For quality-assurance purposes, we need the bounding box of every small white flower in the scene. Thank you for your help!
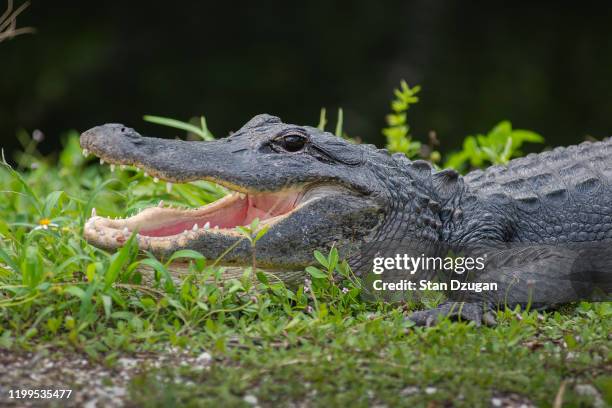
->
[33,218,59,231]
[303,278,312,293]
[342,287,349,294]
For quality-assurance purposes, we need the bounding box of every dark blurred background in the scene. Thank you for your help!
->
[2,1,612,157]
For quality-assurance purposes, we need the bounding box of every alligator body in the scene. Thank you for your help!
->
[81,115,612,325]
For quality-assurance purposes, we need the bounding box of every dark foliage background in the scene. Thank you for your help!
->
[2,1,612,156]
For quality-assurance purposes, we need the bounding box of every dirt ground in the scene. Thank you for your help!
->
[0,348,212,407]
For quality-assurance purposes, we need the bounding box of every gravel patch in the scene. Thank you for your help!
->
[0,348,213,407]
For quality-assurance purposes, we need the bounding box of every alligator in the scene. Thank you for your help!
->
[80,114,612,325]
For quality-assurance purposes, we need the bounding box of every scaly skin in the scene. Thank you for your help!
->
[80,114,612,325]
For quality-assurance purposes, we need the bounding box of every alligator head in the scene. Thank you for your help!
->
[79,114,413,273]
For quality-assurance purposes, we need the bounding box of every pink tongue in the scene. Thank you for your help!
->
[243,193,298,224]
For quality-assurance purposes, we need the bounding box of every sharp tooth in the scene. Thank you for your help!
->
[143,172,148,177]
[153,177,159,183]
[123,227,129,235]
[158,200,164,207]
[193,224,198,231]
[91,207,97,217]
[120,165,126,170]
[214,225,219,230]
[166,182,173,193]
[110,164,115,172]
[204,222,210,229]
[238,193,246,199]
[183,230,189,236]
[100,159,105,165]
[82,149,89,156]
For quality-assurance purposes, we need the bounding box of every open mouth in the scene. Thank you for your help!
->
[85,186,305,245]
[137,190,301,237]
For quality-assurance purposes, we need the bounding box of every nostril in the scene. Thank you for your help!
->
[121,127,126,132]
[124,129,143,141]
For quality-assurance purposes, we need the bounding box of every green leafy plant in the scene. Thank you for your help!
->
[235,217,270,272]
[383,80,422,157]
[445,120,544,172]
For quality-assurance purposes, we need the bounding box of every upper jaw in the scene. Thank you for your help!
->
[81,125,226,187]
[81,125,306,192]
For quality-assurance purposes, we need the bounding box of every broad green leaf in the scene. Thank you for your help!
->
[328,248,339,271]
[254,224,270,242]
[167,249,206,264]
[42,191,65,218]
[313,251,329,268]
[141,256,175,292]
[64,285,85,299]
[102,295,112,319]
[256,271,269,285]
[104,234,136,289]
[306,266,327,279]
[512,129,544,143]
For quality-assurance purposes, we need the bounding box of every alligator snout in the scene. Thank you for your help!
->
[81,123,140,145]
[81,123,149,164]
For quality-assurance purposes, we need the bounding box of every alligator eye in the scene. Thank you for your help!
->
[276,134,307,152]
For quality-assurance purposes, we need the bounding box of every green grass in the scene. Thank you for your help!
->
[0,114,610,406]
